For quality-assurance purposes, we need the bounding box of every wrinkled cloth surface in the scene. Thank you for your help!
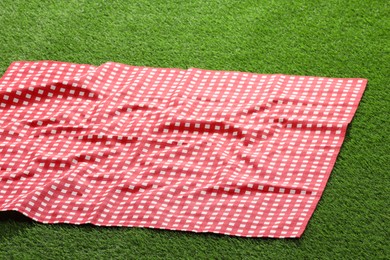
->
[0,61,367,237]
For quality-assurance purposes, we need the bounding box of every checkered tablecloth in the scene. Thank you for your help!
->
[0,61,367,237]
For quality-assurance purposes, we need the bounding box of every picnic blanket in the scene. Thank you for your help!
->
[0,61,367,238]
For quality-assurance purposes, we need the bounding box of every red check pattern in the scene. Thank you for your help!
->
[0,61,367,238]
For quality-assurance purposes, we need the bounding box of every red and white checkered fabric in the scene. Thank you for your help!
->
[0,61,367,238]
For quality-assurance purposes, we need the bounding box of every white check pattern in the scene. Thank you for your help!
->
[0,61,367,238]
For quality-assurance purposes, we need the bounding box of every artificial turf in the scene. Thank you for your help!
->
[0,0,388,258]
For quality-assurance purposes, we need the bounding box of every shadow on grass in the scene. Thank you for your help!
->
[0,210,34,222]
[0,211,35,241]
[0,210,303,250]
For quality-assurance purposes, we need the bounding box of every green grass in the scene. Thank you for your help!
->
[0,0,389,258]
